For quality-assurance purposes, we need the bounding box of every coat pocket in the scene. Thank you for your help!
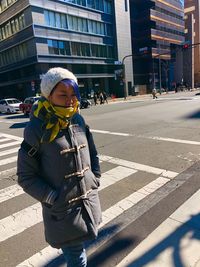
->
[44,204,91,245]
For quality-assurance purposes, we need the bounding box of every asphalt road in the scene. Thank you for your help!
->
[0,90,200,267]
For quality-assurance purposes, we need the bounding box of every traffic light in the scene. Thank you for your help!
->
[182,42,190,50]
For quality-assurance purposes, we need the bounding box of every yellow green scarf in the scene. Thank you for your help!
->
[33,97,79,143]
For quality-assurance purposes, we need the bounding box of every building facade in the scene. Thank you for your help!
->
[184,0,200,88]
[130,0,185,93]
[0,0,132,99]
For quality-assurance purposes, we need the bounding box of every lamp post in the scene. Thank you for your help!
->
[122,54,133,100]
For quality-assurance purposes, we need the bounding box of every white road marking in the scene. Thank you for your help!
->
[99,155,178,179]
[0,147,19,157]
[100,166,137,190]
[0,169,172,242]
[91,129,200,146]
[16,176,170,267]
[0,141,21,149]
[91,129,132,136]
[0,156,18,166]
[99,176,169,227]
[0,133,23,141]
[0,184,24,203]
[0,138,11,143]
[151,136,200,145]
[0,202,41,242]
[0,166,135,204]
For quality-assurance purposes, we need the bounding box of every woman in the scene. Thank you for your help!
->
[17,67,102,267]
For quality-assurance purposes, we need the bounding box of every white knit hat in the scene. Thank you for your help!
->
[40,67,78,98]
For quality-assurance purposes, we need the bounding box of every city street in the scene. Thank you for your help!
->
[0,91,200,267]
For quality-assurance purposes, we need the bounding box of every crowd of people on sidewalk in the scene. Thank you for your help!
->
[93,91,108,105]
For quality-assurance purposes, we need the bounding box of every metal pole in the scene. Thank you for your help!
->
[158,44,162,93]
[123,63,127,99]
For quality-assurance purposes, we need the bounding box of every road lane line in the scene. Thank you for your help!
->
[99,155,178,179]
[0,147,19,157]
[150,136,200,145]
[91,129,133,137]
[16,176,170,267]
[91,129,200,146]
[0,184,24,203]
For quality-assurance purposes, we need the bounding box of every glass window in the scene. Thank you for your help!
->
[44,11,50,25]
[58,41,65,55]
[64,42,71,55]
[18,14,25,30]
[87,0,95,9]
[72,16,78,31]
[49,11,55,27]
[61,13,67,29]
[82,18,88,32]
[15,18,19,32]
[55,13,61,28]
[68,15,73,30]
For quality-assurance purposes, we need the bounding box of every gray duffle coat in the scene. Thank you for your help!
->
[17,113,102,248]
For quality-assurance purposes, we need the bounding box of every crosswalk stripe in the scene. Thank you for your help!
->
[0,133,23,141]
[0,202,41,242]
[16,176,170,267]
[0,166,136,241]
[99,176,169,227]
[0,184,24,203]
[0,156,18,166]
[0,166,134,204]
[100,166,137,190]
[99,155,178,178]
[17,246,62,267]
[0,138,11,143]
[0,147,19,157]
[0,141,21,149]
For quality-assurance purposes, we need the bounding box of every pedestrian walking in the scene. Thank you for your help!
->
[94,93,98,105]
[103,91,108,104]
[152,88,158,99]
[99,92,104,104]
[17,67,102,267]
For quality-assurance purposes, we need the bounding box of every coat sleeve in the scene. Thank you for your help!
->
[17,121,57,205]
[86,125,101,179]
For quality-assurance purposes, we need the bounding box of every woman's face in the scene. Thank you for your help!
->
[48,82,77,107]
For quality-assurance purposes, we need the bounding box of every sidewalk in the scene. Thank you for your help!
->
[106,89,200,104]
[116,187,200,267]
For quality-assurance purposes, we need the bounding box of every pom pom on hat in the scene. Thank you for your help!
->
[40,67,78,98]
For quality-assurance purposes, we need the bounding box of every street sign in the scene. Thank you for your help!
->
[114,61,122,65]
[139,47,148,52]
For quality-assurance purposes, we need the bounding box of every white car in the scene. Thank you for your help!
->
[0,98,22,114]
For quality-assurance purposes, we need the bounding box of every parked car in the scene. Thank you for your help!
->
[0,98,22,114]
[80,98,91,109]
[19,96,40,115]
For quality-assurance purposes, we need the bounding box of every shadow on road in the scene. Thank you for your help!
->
[184,110,200,119]
[4,114,28,119]
[9,122,28,128]
[123,213,200,267]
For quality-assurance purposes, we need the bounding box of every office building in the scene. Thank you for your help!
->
[184,0,200,88]
[130,0,185,93]
[0,0,133,99]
